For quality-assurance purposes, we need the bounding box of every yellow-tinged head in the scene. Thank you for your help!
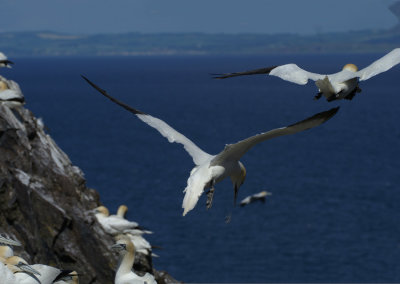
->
[111,235,135,255]
[117,205,128,218]
[95,206,110,217]
[0,81,8,91]
[343,63,358,72]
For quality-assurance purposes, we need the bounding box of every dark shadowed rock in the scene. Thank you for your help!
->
[0,77,178,283]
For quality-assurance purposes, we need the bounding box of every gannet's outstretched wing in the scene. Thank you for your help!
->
[211,107,339,165]
[214,64,325,85]
[82,76,213,166]
[356,48,400,81]
[212,66,278,79]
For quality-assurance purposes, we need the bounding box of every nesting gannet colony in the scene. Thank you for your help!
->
[0,235,81,284]
[0,58,172,283]
[82,76,339,216]
[214,48,400,101]
[92,205,156,256]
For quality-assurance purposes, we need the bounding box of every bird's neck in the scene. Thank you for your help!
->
[117,250,135,276]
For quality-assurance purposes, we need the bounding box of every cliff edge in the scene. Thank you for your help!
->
[0,76,176,283]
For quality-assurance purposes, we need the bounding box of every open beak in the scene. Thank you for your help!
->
[18,263,41,276]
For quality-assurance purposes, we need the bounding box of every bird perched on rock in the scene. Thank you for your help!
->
[82,76,339,216]
[0,77,25,106]
[93,205,140,235]
[111,237,156,284]
[0,52,13,68]
[240,190,272,207]
[213,48,400,102]
[2,256,42,283]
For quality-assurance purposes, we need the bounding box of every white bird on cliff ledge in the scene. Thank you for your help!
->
[0,52,13,68]
[213,48,400,102]
[2,256,42,283]
[82,76,339,216]
[111,237,156,284]
[94,205,140,235]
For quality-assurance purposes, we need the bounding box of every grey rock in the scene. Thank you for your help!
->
[0,78,178,283]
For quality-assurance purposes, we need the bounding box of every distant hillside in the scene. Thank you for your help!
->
[1,28,399,56]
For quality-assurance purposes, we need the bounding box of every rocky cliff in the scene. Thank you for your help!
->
[0,76,176,283]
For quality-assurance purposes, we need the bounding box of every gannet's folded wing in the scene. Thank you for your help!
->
[213,66,278,79]
[82,76,212,166]
[0,235,21,246]
[107,216,139,232]
[211,107,339,165]
[357,48,400,81]
[269,64,325,85]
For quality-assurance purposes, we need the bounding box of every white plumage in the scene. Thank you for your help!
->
[82,76,339,216]
[215,48,400,101]
[112,238,156,284]
[94,206,140,235]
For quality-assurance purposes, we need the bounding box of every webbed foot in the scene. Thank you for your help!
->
[206,187,215,210]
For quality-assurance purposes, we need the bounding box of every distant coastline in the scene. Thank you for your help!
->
[1,27,399,57]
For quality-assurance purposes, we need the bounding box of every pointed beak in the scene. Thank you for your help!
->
[18,263,41,276]
[111,243,126,252]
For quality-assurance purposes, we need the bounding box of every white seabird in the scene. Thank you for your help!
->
[0,52,14,68]
[4,256,42,283]
[240,190,272,207]
[94,206,140,235]
[0,77,25,105]
[82,76,339,216]
[111,238,156,284]
[214,48,400,102]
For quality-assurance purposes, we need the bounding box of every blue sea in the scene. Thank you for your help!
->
[4,54,400,282]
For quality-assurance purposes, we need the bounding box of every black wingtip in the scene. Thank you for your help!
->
[81,75,146,115]
[212,66,278,80]
[288,106,340,129]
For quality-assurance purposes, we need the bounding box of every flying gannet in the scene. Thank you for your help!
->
[0,52,14,68]
[239,190,272,207]
[213,48,400,102]
[82,76,339,216]
[111,237,156,284]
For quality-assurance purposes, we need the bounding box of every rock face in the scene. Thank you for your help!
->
[0,77,176,283]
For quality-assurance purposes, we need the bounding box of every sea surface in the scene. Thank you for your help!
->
[5,54,400,282]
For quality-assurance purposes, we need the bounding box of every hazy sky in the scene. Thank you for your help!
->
[0,0,398,34]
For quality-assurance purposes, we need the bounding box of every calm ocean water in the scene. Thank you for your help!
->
[5,55,400,282]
